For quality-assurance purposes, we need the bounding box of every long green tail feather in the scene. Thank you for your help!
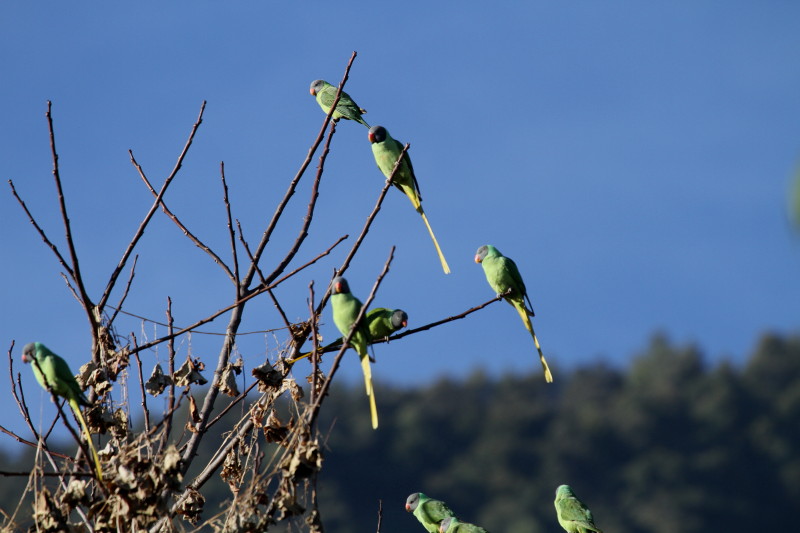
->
[359,354,379,429]
[512,301,554,383]
[69,398,103,481]
[418,210,451,274]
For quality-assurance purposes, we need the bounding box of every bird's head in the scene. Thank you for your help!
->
[331,276,350,295]
[474,244,498,264]
[309,79,326,96]
[21,342,40,364]
[368,125,388,144]
[405,492,422,512]
[391,310,408,330]
[555,485,574,500]
[439,517,455,533]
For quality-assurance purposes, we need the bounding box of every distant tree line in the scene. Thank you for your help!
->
[5,332,796,532]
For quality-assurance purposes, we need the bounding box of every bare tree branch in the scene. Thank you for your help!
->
[245,51,358,286]
[7,180,73,278]
[221,162,240,284]
[129,147,236,282]
[97,101,207,313]
[46,102,98,340]
[108,254,138,326]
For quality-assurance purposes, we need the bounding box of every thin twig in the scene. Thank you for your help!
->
[8,179,73,278]
[98,101,207,312]
[129,147,235,282]
[46,102,97,338]
[236,219,266,285]
[132,348,151,434]
[221,162,241,284]
[287,144,408,359]
[127,234,346,357]
[291,294,505,360]
[160,297,177,455]
[245,51,357,284]
[261,118,337,286]
[308,281,320,404]
[109,254,138,327]
[204,382,257,430]
[267,289,294,337]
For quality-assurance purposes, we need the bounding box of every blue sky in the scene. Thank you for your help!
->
[2,2,799,436]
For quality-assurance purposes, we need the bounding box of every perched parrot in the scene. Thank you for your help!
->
[330,277,379,429]
[287,307,408,365]
[365,308,408,341]
[554,485,603,533]
[439,517,490,533]
[368,125,450,274]
[405,492,456,533]
[309,79,369,128]
[475,245,553,383]
[22,342,103,480]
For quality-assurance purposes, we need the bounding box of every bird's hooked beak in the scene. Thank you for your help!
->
[404,503,412,512]
[402,319,408,328]
[309,87,316,96]
[368,131,376,144]
[474,254,483,263]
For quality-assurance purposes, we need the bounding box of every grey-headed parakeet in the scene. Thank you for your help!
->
[365,308,408,341]
[310,79,369,127]
[288,307,408,365]
[369,125,450,274]
[475,245,553,383]
[405,492,456,533]
[554,485,603,533]
[331,277,378,429]
[439,517,490,533]
[22,342,103,480]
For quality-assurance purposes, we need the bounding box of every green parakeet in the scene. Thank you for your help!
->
[439,517,490,533]
[309,79,369,127]
[405,492,456,533]
[554,485,603,533]
[331,277,379,429]
[288,307,408,365]
[368,125,451,274]
[475,245,553,383]
[365,308,408,340]
[22,342,103,480]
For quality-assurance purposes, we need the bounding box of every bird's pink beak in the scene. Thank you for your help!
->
[368,132,375,143]
[405,504,411,512]
[310,88,316,96]
[474,254,482,263]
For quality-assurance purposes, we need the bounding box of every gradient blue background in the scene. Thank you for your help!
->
[2,2,799,436]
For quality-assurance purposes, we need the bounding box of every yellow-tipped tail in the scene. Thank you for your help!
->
[70,399,103,481]
[359,354,379,429]
[513,301,554,383]
[418,210,451,274]
[287,350,312,365]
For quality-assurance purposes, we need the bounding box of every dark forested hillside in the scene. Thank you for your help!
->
[2,333,798,532]
[314,333,800,533]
